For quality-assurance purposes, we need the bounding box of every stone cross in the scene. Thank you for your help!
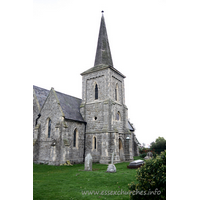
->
[106,152,116,173]
[111,152,114,164]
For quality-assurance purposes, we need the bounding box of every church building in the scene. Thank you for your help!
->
[33,13,140,165]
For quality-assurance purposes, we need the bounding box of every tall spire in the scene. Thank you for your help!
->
[81,12,125,78]
[94,12,113,67]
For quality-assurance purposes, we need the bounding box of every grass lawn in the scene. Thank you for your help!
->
[33,159,142,200]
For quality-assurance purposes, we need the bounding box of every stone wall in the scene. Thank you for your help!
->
[62,120,85,164]
[33,64,135,165]
[33,89,86,165]
[80,67,133,164]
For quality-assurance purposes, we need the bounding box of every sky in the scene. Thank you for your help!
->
[32,0,200,147]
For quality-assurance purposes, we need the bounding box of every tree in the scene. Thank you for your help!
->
[150,137,166,154]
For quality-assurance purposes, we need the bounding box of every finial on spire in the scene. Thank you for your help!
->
[101,10,104,13]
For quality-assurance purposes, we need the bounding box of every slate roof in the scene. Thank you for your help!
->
[94,14,113,68]
[127,121,140,144]
[55,90,85,122]
[33,85,49,108]
[128,121,135,131]
[33,85,85,123]
[80,14,126,78]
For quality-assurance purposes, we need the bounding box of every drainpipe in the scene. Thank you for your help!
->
[83,122,87,163]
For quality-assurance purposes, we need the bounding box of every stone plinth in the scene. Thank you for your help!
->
[106,164,116,173]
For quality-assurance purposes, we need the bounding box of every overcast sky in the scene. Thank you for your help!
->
[31,0,200,147]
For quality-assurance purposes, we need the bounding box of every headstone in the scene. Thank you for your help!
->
[84,153,92,171]
[144,152,153,160]
[127,159,144,169]
[147,152,153,157]
[106,152,116,173]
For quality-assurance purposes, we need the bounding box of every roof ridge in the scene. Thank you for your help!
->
[33,85,82,101]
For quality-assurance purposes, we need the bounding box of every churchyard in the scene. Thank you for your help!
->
[33,157,143,200]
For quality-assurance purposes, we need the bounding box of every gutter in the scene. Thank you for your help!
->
[83,123,87,163]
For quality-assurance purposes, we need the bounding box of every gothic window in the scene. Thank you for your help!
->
[73,129,77,147]
[116,111,121,121]
[119,138,123,150]
[95,84,98,100]
[93,137,97,149]
[48,118,51,138]
[115,83,118,101]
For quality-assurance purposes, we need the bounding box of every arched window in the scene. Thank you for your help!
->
[115,83,118,101]
[73,128,77,147]
[48,118,51,138]
[93,136,97,149]
[95,84,98,100]
[119,138,123,150]
[116,111,121,121]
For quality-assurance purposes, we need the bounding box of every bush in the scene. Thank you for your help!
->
[139,153,147,158]
[153,152,157,158]
[139,147,149,154]
[128,150,166,200]
[150,137,166,155]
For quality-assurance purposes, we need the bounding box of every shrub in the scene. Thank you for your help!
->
[139,153,147,158]
[128,150,166,200]
[150,137,166,155]
[153,152,157,158]
[139,147,149,154]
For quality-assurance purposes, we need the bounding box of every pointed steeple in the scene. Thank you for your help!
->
[94,12,113,67]
[81,12,126,78]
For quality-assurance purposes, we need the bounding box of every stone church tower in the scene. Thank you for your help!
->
[33,13,139,165]
[80,13,133,164]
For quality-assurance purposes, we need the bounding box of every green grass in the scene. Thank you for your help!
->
[33,159,141,200]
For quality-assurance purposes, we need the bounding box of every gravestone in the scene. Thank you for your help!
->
[106,152,116,173]
[84,153,92,171]
[127,159,144,169]
[144,152,153,160]
[147,152,153,157]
